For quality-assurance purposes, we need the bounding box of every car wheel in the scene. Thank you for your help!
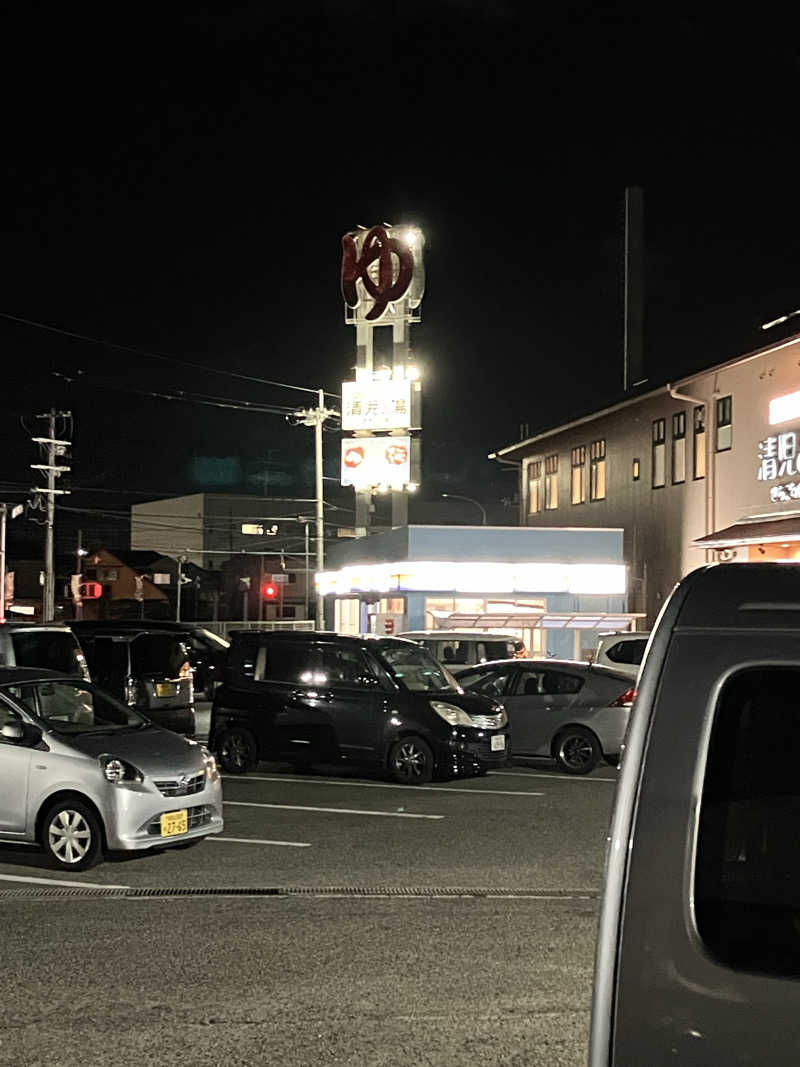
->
[217,727,258,774]
[388,735,434,785]
[42,799,102,872]
[554,727,601,775]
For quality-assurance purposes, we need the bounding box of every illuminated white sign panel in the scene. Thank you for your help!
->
[316,561,626,598]
[770,390,800,426]
[341,437,411,490]
[757,431,799,482]
[342,379,413,431]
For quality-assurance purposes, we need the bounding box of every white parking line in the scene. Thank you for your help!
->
[493,770,617,783]
[212,836,311,848]
[223,775,543,798]
[224,800,444,820]
[0,872,129,890]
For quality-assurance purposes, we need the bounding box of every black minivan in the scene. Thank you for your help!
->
[210,632,510,783]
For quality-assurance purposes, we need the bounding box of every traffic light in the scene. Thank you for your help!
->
[261,582,279,601]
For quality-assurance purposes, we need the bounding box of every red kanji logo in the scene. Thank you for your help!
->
[341,225,414,321]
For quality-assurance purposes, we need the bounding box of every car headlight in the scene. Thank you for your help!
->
[99,754,143,784]
[430,700,474,727]
[201,746,219,781]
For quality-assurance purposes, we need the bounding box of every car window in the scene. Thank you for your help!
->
[604,638,647,666]
[238,641,320,684]
[10,629,84,675]
[378,645,457,692]
[423,639,472,665]
[695,666,800,977]
[131,634,189,677]
[476,641,513,663]
[512,668,583,696]
[457,667,510,697]
[320,646,379,688]
[4,681,144,734]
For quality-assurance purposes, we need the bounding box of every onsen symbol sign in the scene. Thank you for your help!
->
[341,225,414,321]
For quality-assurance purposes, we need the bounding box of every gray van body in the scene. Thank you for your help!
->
[590,563,800,1066]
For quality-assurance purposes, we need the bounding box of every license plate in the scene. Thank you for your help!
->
[156,682,177,698]
[491,734,506,751]
[160,810,188,837]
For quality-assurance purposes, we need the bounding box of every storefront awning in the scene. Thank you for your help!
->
[444,612,645,631]
[693,515,800,549]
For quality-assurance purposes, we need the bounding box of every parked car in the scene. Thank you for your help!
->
[72,620,229,699]
[0,667,222,870]
[210,631,510,783]
[590,563,800,1066]
[455,658,634,773]
[0,622,90,679]
[594,630,651,678]
[72,624,195,735]
[399,629,526,668]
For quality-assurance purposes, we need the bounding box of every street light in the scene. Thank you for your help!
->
[441,493,487,525]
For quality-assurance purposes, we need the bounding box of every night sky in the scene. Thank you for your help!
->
[2,6,800,552]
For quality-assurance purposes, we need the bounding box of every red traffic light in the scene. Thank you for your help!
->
[79,582,103,600]
[261,583,279,601]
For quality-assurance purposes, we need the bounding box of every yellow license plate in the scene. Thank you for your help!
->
[156,683,177,698]
[160,810,188,837]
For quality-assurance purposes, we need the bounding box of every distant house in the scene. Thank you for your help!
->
[79,547,170,620]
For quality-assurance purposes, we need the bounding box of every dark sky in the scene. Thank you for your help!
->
[2,6,800,549]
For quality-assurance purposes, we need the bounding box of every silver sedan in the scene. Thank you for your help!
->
[454,659,635,774]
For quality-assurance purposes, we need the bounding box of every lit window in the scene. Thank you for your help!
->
[632,457,641,481]
[672,411,686,484]
[527,460,542,515]
[694,405,706,479]
[652,418,666,488]
[544,454,559,510]
[716,395,732,452]
[571,446,586,505]
[590,439,606,501]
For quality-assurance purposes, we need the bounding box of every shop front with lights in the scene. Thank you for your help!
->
[318,525,641,660]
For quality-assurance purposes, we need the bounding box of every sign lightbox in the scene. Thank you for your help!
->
[341,437,412,490]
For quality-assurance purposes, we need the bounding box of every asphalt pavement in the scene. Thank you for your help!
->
[0,704,618,1066]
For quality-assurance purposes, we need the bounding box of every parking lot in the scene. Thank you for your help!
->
[0,703,617,1066]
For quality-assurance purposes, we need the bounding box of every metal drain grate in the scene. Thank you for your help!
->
[0,884,599,901]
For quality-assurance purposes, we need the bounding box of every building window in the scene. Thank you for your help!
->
[716,395,733,452]
[570,446,586,505]
[590,439,606,500]
[693,405,706,480]
[672,411,686,484]
[652,418,666,488]
[544,454,559,510]
[527,460,542,515]
[632,457,641,481]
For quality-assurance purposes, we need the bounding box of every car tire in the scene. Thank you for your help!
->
[388,735,434,785]
[41,799,103,872]
[217,727,258,774]
[553,726,601,775]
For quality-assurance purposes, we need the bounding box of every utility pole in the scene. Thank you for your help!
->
[292,389,338,629]
[176,555,186,622]
[30,409,71,622]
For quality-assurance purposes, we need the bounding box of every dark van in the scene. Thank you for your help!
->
[73,625,195,735]
[0,622,89,679]
[591,563,800,1066]
[210,631,510,782]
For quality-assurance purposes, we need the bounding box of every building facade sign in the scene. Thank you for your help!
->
[341,436,412,490]
[757,430,799,481]
[341,224,425,323]
[342,378,414,431]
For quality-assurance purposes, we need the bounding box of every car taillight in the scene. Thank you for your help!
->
[609,687,637,708]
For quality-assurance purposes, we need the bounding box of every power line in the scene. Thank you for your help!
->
[0,310,340,400]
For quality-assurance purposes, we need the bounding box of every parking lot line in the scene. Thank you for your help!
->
[224,800,444,820]
[0,872,129,890]
[223,775,544,797]
[493,769,617,783]
[211,836,311,848]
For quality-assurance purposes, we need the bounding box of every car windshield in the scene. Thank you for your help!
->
[3,680,147,734]
[378,644,459,692]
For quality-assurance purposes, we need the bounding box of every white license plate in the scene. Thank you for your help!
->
[156,682,178,698]
[491,734,506,751]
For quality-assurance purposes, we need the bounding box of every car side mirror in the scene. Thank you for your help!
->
[1,721,25,743]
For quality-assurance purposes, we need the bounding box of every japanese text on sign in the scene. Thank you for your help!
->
[758,432,799,481]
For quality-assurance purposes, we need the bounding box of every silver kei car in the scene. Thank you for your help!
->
[0,668,223,871]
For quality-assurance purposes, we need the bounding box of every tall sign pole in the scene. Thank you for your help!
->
[340,224,424,535]
[315,388,325,628]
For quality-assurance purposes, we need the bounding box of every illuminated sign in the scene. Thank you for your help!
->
[342,378,415,431]
[757,431,799,481]
[341,437,411,490]
[316,561,626,598]
[341,224,425,323]
[770,390,800,426]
